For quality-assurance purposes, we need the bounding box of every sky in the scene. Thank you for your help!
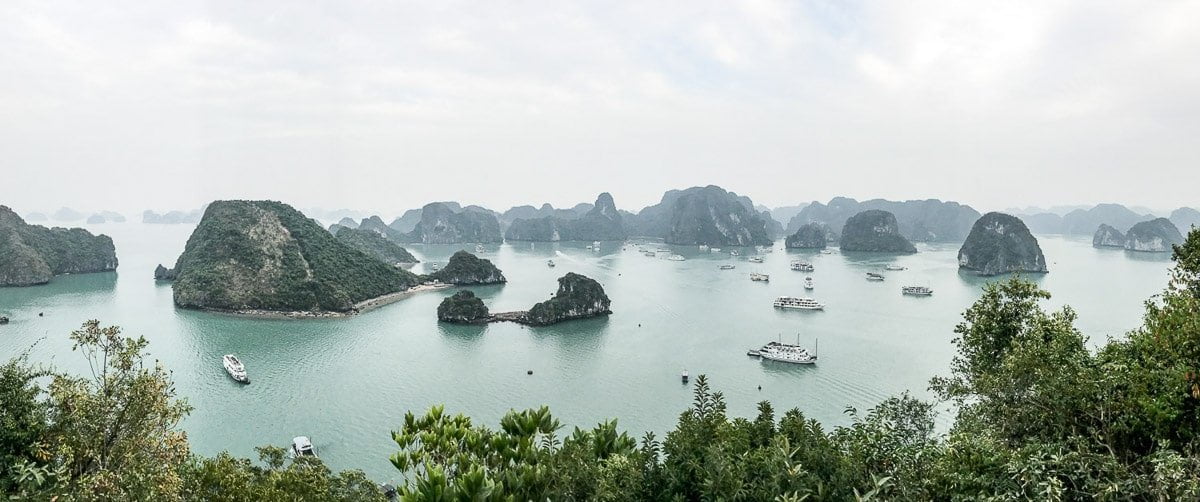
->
[2,0,1198,218]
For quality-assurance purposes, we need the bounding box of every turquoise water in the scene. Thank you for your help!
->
[0,223,1174,482]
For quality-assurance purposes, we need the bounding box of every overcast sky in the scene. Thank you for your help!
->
[3,1,1197,218]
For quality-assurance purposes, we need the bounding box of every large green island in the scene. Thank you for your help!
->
[0,205,118,286]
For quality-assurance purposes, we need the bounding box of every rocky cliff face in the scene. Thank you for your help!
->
[505,193,626,242]
[625,186,770,246]
[785,223,829,249]
[437,290,490,323]
[401,203,503,244]
[170,200,419,313]
[1123,218,1184,253]
[788,198,979,242]
[525,272,611,326]
[0,206,119,286]
[1093,224,1127,248]
[335,227,419,265]
[958,212,1047,276]
[426,251,506,285]
[838,210,917,253]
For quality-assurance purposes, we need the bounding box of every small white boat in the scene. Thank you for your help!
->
[902,286,933,296]
[820,249,835,254]
[750,272,770,282]
[292,436,316,457]
[884,264,906,271]
[699,244,709,251]
[475,244,486,254]
[748,256,764,263]
[592,241,601,251]
[710,247,721,253]
[719,264,736,270]
[547,259,556,268]
[804,277,814,290]
[666,254,686,261]
[643,251,656,257]
[222,354,249,384]
[431,263,440,270]
[730,249,740,257]
[681,369,689,383]
[773,296,824,310]
[790,261,814,272]
[866,272,885,281]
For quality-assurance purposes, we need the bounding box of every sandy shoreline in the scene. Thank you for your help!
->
[191,283,453,320]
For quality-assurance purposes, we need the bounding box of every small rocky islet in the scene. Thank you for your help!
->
[785,222,831,249]
[838,210,917,253]
[1092,218,1183,253]
[958,212,1047,276]
[437,272,611,326]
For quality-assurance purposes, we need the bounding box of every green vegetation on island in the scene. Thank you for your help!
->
[400,203,503,244]
[784,222,830,249]
[424,250,505,285]
[1124,217,1184,252]
[334,226,419,265]
[1093,223,1127,248]
[436,290,490,323]
[525,272,611,325]
[625,185,772,246]
[170,200,419,313]
[838,209,917,253]
[0,205,118,287]
[4,228,1200,500]
[958,212,1047,275]
[505,192,627,242]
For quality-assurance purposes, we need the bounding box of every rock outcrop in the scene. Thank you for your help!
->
[437,290,490,323]
[154,264,177,280]
[788,198,979,242]
[505,193,626,242]
[838,210,917,253]
[524,272,611,326]
[1123,218,1184,253]
[625,186,771,246]
[143,209,204,224]
[400,203,503,244]
[1092,224,1127,248]
[0,206,119,287]
[425,251,505,285]
[785,222,830,249]
[170,200,420,313]
[958,212,1047,275]
[334,227,419,265]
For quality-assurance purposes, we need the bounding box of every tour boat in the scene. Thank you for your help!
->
[884,264,906,271]
[292,436,316,457]
[790,261,814,272]
[222,354,249,384]
[750,272,770,282]
[719,264,736,270]
[681,369,689,383]
[592,241,601,251]
[755,337,818,365]
[547,259,556,267]
[475,244,486,254]
[820,249,835,255]
[667,254,686,261]
[699,244,709,251]
[866,272,885,281]
[431,263,440,270]
[710,247,721,253]
[730,249,740,257]
[748,256,764,263]
[902,286,933,296]
[804,277,814,290]
[643,251,656,257]
[773,296,824,310]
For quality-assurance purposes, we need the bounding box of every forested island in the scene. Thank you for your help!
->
[167,200,420,315]
[958,212,1047,275]
[838,210,917,253]
[0,205,118,286]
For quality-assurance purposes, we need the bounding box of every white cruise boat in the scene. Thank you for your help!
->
[710,247,721,253]
[754,337,818,365]
[884,264,906,271]
[667,254,686,261]
[902,286,933,296]
[699,244,709,251]
[730,249,740,257]
[820,249,835,255]
[750,272,770,282]
[790,261,814,272]
[475,244,486,254]
[292,436,316,457]
[866,272,885,281]
[719,264,736,270]
[643,251,656,257]
[547,259,556,267]
[222,354,249,384]
[773,296,824,310]
[804,277,814,290]
[748,256,764,263]
[592,241,601,251]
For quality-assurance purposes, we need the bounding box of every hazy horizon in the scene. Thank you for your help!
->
[4,1,1198,217]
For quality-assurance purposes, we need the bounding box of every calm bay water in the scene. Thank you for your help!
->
[0,223,1174,482]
